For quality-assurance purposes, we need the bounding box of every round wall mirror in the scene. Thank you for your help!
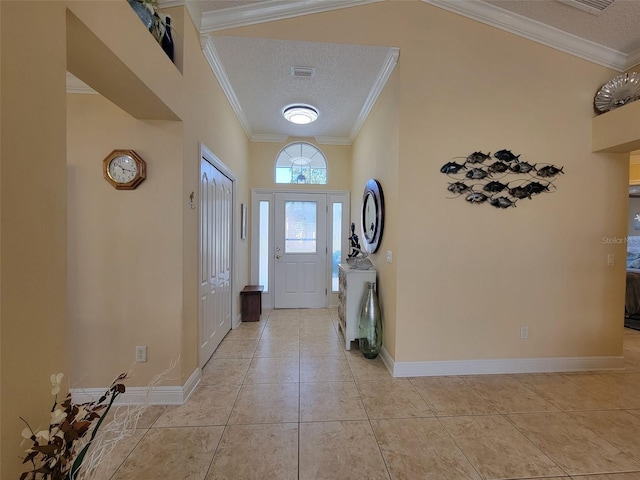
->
[361,179,384,253]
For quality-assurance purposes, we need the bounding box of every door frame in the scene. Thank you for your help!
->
[198,142,238,369]
[251,189,350,309]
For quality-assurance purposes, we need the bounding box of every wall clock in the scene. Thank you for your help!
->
[103,149,146,190]
[361,178,385,254]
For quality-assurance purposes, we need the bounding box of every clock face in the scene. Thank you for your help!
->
[108,155,138,184]
[103,149,146,190]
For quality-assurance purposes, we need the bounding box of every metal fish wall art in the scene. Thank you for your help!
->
[440,149,562,209]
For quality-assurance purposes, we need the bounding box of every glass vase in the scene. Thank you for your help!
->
[358,281,383,359]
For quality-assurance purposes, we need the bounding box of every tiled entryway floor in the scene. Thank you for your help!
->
[98,309,640,479]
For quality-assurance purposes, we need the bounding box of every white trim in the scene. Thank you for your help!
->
[315,136,353,145]
[199,143,238,369]
[349,47,399,143]
[250,134,289,143]
[200,0,383,33]
[626,47,640,71]
[386,354,625,377]
[421,0,628,72]
[70,368,202,406]
[200,36,253,139]
[182,367,201,403]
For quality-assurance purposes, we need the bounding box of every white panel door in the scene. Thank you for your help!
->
[274,193,327,308]
[199,156,233,368]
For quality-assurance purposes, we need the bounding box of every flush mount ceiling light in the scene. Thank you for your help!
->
[283,105,318,125]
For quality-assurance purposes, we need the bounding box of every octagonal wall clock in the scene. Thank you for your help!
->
[103,149,146,190]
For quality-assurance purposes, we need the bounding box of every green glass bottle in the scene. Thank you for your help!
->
[358,281,383,359]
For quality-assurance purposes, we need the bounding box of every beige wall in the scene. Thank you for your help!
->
[351,69,400,358]
[391,3,625,361]
[1,2,249,476]
[1,2,69,476]
[220,0,628,363]
[67,94,184,387]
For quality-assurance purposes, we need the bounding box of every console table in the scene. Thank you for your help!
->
[337,264,376,350]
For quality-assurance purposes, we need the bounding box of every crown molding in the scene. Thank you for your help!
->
[626,47,640,71]
[201,35,253,139]
[66,72,98,94]
[348,47,399,144]
[250,134,289,143]
[314,136,352,145]
[200,0,383,33]
[421,0,627,72]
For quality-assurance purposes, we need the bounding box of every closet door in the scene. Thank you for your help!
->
[199,156,232,368]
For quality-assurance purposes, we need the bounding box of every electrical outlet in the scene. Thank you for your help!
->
[386,250,392,263]
[520,326,529,339]
[136,345,147,363]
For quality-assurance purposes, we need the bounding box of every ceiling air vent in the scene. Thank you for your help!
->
[291,66,315,78]
[558,0,615,15]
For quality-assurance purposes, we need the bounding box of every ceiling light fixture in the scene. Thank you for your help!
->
[283,105,318,125]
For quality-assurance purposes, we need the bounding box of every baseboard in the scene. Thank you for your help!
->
[380,349,626,377]
[70,368,202,406]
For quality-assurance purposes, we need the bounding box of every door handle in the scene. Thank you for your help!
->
[276,254,282,259]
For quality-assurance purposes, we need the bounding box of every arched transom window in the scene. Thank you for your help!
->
[275,142,327,184]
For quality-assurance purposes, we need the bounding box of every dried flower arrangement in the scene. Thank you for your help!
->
[20,373,127,480]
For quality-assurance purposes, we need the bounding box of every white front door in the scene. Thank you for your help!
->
[199,154,233,368]
[274,193,327,308]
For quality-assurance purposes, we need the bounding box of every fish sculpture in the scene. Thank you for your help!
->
[523,181,551,195]
[509,162,536,174]
[494,149,520,162]
[447,182,471,195]
[487,161,510,174]
[465,192,488,204]
[465,168,489,180]
[536,165,564,178]
[440,161,467,174]
[442,149,562,208]
[483,181,508,193]
[466,151,491,164]
[490,196,517,209]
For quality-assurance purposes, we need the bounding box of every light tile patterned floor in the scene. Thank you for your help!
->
[98,310,640,480]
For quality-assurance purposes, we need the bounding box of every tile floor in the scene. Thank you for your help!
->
[97,309,640,480]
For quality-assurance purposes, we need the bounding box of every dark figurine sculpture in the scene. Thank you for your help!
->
[347,223,361,258]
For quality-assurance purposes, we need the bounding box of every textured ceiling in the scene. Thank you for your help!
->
[210,36,395,141]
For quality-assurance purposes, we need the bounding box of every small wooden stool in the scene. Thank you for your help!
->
[240,285,264,322]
